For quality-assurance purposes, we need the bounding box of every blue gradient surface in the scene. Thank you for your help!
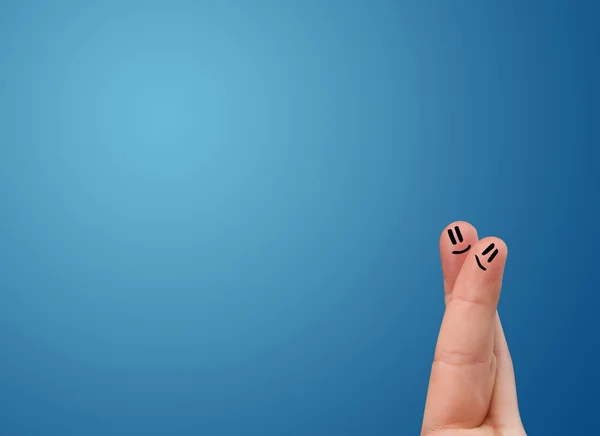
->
[1,1,598,435]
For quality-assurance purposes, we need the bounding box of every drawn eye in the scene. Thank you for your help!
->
[482,243,499,262]
[447,226,463,245]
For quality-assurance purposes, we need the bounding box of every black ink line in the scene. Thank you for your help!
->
[455,226,463,243]
[488,249,499,262]
[482,243,495,255]
[448,229,457,245]
[452,245,471,255]
[475,255,487,271]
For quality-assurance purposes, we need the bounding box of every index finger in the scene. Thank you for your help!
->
[440,221,479,303]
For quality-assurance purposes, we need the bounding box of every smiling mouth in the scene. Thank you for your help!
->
[452,245,471,255]
[475,255,487,271]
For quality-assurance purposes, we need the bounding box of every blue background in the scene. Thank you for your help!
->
[0,1,598,435]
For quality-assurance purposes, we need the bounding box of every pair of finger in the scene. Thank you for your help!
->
[422,221,522,434]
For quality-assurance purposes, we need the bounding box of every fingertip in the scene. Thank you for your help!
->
[476,236,508,261]
[440,221,480,296]
[471,236,508,282]
[440,221,478,249]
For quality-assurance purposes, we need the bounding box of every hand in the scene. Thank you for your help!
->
[421,222,527,436]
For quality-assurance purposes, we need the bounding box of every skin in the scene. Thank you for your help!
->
[421,221,527,436]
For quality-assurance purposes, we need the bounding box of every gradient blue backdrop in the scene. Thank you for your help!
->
[0,1,598,435]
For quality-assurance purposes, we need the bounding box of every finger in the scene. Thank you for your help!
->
[423,237,508,433]
[440,221,479,304]
[488,314,524,429]
[439,229,523,430]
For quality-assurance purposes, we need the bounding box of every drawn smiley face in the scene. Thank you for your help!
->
[448,226,471,254]
[475,243,499,271]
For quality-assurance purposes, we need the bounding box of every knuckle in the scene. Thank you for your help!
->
[434,346,494,367]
